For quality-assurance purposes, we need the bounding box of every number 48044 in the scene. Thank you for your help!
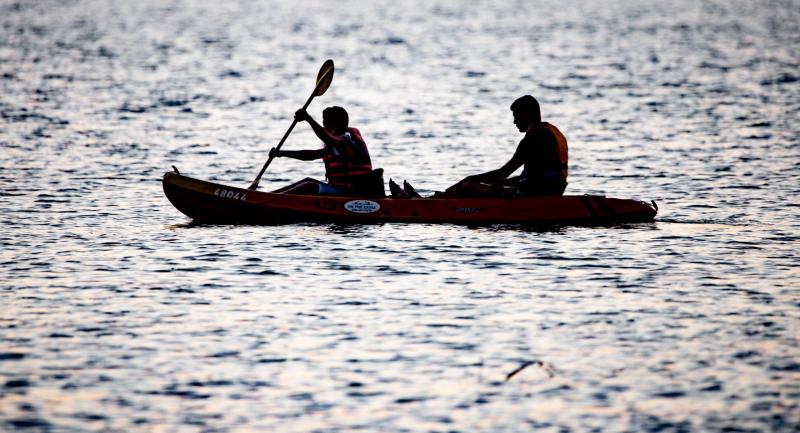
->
[213,188,247,201]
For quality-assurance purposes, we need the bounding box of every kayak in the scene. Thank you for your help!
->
[162,171,657,225]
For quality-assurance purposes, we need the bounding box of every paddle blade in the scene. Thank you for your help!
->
[314,59,334,96]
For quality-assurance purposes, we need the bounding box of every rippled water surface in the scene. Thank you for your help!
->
[2,0,799,431]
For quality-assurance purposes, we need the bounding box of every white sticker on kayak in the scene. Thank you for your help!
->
[344,200,380,214]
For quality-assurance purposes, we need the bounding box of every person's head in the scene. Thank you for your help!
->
[510,95,541,132]
[322,106,349,134]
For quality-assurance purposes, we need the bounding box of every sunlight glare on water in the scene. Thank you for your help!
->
[1,0,799,431]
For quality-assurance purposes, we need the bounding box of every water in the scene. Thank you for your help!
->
[2,0,799,431]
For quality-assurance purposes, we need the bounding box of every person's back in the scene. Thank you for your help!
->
[514,120,568,196]
[321,124,373,191]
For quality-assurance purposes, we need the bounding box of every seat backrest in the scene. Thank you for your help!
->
[355,168,386,197]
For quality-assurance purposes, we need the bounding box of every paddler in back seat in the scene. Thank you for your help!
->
[395,95,568,198]
[269,106,384,196]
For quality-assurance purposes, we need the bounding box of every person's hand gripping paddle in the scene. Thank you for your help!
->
[248,59,334,190]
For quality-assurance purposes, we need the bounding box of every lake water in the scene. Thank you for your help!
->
[1,0,799,431]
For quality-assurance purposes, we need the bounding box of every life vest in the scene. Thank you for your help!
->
[539,122,568,182]
[323,127,373,188]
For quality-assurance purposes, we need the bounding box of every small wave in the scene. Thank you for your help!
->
[656,218,750,226]
[0,108,68,125]
[760,74,798,86]
[383,36,406,45]
[426,323,463,328]
[652,390,687,398]
[97,46,115,58]
[187,380,234,387]
[73,413,108,422]
[257,357,287,363]
[148,388,211,399]
[0,353,26,361]
[8,418,51,429]
[336,300,371,305]
[540,83,570,91]
[209,351,239,358]
[157,97,188,107]
[220,69,242,78]
[719,184,762,190]
[42,73,73,81]
[4,379,30,388]
[119,103,148,113]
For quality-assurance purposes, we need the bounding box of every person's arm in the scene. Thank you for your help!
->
[270,148,325,160]
[295,108,353,151]
[267,109,334,161]
[296,109,361,158]
[467,154,524,184]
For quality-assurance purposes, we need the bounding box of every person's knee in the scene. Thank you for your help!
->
[286,181,321,195]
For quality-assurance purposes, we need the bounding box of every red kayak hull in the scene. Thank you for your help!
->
[162,172,657,225]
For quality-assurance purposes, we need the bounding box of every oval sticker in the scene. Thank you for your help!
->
[344,200,380,214]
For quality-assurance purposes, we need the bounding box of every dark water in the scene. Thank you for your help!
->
[2,0,799,431]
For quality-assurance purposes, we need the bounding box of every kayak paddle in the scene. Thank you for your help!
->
[248,59,335,190]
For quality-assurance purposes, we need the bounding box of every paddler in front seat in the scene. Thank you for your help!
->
[396,95,568,198]
[269,106,383,196]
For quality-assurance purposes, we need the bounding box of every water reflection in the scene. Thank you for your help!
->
[2,0,798,431]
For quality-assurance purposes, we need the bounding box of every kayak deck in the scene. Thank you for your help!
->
[162,171,657,225]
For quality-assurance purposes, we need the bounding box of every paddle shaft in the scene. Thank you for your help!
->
[248,92,316,190]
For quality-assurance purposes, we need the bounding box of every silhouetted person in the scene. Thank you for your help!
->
[270,106,377,195]
[395,95,568,198]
